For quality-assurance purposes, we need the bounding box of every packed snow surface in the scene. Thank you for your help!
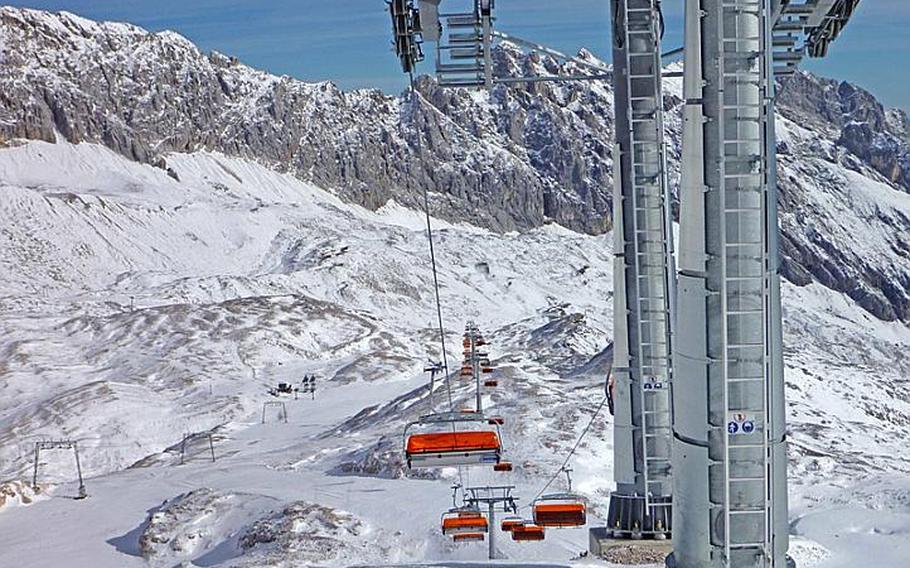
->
[0,141,908,567]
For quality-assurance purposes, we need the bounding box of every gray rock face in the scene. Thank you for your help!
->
[0,8,612,234]
[1,7,910,322]
[776,73,910,191]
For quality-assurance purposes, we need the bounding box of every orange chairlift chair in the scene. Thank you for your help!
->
[453,532,486,542]
[404,411,503,469]
[532,467,587,527]
[441,507,489,536]
[532,495,587,527]
[500,516,524,532]
[511,523,546,541]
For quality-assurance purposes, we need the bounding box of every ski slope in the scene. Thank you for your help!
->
[0,141,908,567]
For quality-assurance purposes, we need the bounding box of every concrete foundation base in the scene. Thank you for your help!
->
[590,527,673,565]
[606,492,672,538]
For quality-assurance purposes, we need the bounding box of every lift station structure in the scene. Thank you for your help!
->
[387,0,862,566]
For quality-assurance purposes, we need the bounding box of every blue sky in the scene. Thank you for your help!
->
[5,1,909,111]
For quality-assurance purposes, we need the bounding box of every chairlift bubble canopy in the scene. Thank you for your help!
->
[500,516,525,532]
[404,411,503,468]
[441,507,489,535]
[532,493,587,527]
[511,522,546,541]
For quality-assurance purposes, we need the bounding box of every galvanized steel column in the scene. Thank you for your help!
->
[670,0,790,566]
[607,0,675,539]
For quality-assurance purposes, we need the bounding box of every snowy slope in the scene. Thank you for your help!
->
[0,140,908,567]
[0,7,908,568]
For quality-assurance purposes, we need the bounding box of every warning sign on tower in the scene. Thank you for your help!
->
[727,412,756,436]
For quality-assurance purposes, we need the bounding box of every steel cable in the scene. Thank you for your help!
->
[524,394,608,509]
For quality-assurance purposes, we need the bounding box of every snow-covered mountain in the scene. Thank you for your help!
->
[2,7,909,323]
[0,7,908,568]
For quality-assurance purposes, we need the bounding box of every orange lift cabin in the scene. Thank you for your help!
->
[404,411,503,469]
[511,523,545,541]
[441,508,489,536]
[532,493,587,527]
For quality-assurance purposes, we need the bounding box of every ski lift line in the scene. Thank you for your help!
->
[407,71,454,414]
[524,395,609,510]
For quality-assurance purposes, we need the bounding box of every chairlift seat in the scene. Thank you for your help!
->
[511,523,545,541]
[493,461,512,472]
[406,431,501,468]
[484,380,498,387]
[532,498,587,527]
[442,514,489,535]
[500,517,524,532]
[453,532,486,542]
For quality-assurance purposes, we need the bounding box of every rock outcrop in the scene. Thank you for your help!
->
[2,7,909,321]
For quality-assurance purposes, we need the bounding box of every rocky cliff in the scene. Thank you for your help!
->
[1,7,909,320]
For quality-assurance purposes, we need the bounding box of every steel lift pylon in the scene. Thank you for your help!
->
[606,0,676,541]
[670,0,791,565]
[387,1,861,564]
[670,0,860,567]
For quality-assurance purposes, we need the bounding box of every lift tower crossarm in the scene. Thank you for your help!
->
[771,0,862,77]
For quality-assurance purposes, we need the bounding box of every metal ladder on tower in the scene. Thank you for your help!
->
[716,0,774,565]
[621,0,673,514]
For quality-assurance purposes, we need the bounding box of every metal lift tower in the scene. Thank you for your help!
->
[670,0,860,566]
[606,0,675,540]
[670,0,790,565]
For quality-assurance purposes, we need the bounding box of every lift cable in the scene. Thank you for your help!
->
[408,71,454,412]
[524,394,609,509]
[407,71,464,494]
